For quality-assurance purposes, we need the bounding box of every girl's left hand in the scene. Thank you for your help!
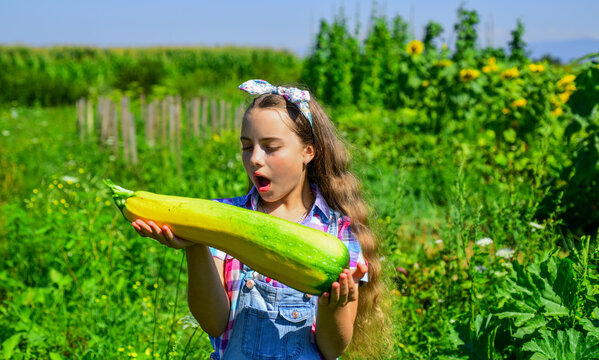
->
[319,262,367,309]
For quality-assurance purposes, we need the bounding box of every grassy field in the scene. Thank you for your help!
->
[1,88,597,358]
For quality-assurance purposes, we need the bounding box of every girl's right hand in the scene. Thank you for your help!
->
[131,219,195,250]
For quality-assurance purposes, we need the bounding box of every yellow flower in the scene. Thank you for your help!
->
[482,58,499,73]
[53,200,59,205]
[501,67,519,79]
[58,183,64,189]
[558,92,570,103]
[435,59,452,67]
[49,184,54,189]
[557,74,576,87]
[460,69,480,82]
[78,168,84,174]
[145,348,152,356]
[565,83,576,93]
[550,95,561,107]
[551,107,563,116]
[406,40,424,55]
[33,189,39,194]
[212,133,221,142]
[528,63,545,73]
[512,98,527,107]
[502,108,510,115]
[422,80,430,88]
[60,199,66,204]
[118,348,125,352]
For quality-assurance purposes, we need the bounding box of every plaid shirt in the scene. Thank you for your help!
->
[208,184,368,359]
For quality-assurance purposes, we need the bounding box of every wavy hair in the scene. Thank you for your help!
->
[243,88,392,358]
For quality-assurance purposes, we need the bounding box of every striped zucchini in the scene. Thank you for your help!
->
[104,180,349,294]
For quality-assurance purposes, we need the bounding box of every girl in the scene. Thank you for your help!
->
[132,80,385,359]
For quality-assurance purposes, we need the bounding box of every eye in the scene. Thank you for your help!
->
[264,146,280,153]
[241,145,252,152]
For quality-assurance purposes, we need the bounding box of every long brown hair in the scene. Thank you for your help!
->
[243,89,391,358]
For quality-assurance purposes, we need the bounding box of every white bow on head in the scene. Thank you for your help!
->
[238,79,313,128]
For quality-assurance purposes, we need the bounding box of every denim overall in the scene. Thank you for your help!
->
[221,210,341,360]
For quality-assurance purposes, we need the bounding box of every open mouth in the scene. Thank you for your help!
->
[255,174,271,192]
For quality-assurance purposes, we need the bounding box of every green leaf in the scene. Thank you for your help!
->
[522,329,599,360]
[2,333,22,359]
[49,352,63,360]
[512,315,548,339]
[503,128,517,143]
[49,268,63,284]
[495,302,537,327]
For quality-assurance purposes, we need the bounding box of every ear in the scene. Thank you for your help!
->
[303,144,315,164]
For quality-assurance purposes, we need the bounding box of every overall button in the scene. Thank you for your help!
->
[304,294,312,300]
[246,279,255,289]
[291,310,299,319]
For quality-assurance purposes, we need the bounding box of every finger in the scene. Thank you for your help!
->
[147,221,163,235]
[351,263,368,283]
[162,225,174,242]
[133,220,151,237]
[131,222,144,235]
[136,219,153,234]
[330,282,341,306]
[319,292,330,306]
[338,271,349,305]
[147,221,168,243]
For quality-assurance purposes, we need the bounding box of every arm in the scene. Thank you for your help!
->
[315,263,367,359]
[185,244,230,337]
[132,220,230,337]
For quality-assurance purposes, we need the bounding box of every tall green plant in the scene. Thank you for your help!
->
[423,21,444,51]
[509,19,528,63]
[453,6,480,62]
[358,16,392,108]
[302,20,331,102]
[326,11,355,107]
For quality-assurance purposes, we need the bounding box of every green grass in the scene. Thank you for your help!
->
[0,101,597,359]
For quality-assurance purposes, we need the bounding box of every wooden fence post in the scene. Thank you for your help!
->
[201,97,208,140]
[121,96,131,164]
[77,98,85,141]
[192,98,199,139]
[86,99,94,138]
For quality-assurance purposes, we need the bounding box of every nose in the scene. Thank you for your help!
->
[250,145,265,167]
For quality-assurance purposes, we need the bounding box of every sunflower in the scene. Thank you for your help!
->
[459,69,480,82]
[501,67,520,79]
[406,40,424,55]
[557,74,576,87]
[528,63,545,73]
[435,59,452,67]
[512,98,527,108]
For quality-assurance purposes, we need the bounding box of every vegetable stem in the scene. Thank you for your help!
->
[103,179,135,210]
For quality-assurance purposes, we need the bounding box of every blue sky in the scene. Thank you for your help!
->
[1,0,598,58]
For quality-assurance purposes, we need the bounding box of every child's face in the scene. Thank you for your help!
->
[240,108,313,203]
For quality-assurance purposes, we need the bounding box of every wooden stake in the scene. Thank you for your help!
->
[121,96,130,164]
[86,99,94,138]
